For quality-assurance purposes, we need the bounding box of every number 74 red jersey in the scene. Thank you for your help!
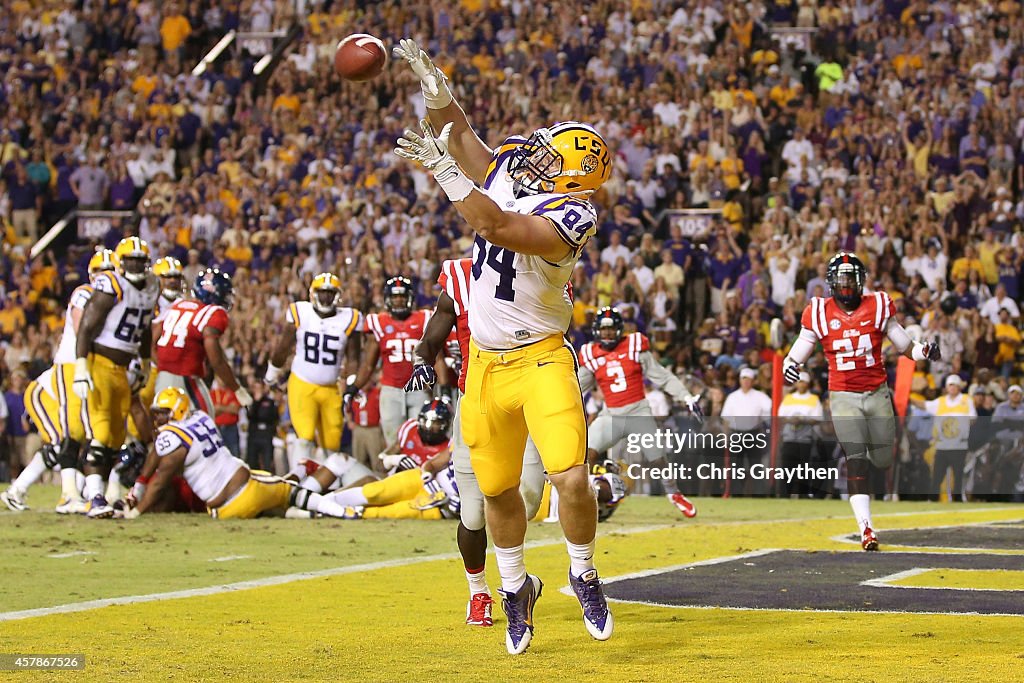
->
[800,292,895,393]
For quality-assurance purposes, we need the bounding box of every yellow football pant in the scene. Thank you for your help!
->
[287,374,343,452]
[359,468,444,519]
[212,472,292,519]
[84,354,130,449]
[24,379,61,445]
[54,362,89,443]
[127,365,157,440]
[461,335,586,496]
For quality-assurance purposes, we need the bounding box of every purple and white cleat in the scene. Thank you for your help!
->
[499,574,543,655]
[569,569,613,640]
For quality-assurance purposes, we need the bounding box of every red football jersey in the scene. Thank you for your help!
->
[155,300,229,377]
[801,292,894,393]
[578,332,650,408]
[365,309,432,388]
[396,418,449,466]
[438,259,472,393]
[350,385,381,427]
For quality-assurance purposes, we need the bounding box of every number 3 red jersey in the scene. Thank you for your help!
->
[801,292,894,393]
[155,300,229,377]
[578,333,650,408]
[365,310,432,388]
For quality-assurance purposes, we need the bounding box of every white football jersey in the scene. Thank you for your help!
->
[36,366,58,400]
[286,301,363,386]
[91,271,160,355]
[53,283,94,364]
[470,137,597,350]
[154,410,244,503]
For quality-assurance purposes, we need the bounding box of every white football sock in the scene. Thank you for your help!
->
[105,469,123,503]
[289,439,315,471]
[326,487,368,507]
[566,539,597,579]
[466,568,489,596]
[494,544,527,594]
[61,468,83,500]
[12,452,46,495]
[849,494,872,533]
[301,491,351,518]
[84,473,105,500]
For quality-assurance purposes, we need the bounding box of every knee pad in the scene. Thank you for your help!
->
[85,442,116,469]
[57,438,82,470]
[40,444,59,469]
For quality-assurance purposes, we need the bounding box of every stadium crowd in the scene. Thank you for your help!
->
[2,0,1024,496]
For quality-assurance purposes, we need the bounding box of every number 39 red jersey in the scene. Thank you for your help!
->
[365,310,432,388]
[801,292,894,393]
[578,333,650,408]
[155,300,229,377]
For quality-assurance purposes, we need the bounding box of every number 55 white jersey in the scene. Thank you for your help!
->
[286,301,363,386]
[469,137,598,351]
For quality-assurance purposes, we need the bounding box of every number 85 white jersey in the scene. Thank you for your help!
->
[286,301,363,386]
[470,136,598,351]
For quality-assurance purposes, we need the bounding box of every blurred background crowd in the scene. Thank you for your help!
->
[2,0,1024,491]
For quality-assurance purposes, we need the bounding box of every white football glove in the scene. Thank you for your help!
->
[379,452,405,471]
[783,359,802,385]
[392,38,452,109]
[122,507,141,520]
[73,357,93,400]
[395,119,474,201]
[236,387,253,408]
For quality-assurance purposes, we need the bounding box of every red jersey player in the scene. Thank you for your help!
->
[784,252,939,550]
[347,276,434,444]
[153,268,251,413]
[578,307,703,517]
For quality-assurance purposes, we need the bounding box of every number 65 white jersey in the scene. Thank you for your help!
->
[91,270,160,355]
[286,301,363,386]
[470,136,598,351]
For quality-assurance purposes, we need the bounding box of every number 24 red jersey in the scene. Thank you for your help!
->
[801,292,894,393]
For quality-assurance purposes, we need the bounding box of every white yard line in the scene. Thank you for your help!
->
[45,551,96,559]
[1,507,1013,622]
[208,555,253,563]
[862,567,1024,592]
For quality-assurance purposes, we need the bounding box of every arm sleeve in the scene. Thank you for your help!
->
[639,351,692,402]
[884,317,915,354]
[577,363,597,394]
[784,328,818,365]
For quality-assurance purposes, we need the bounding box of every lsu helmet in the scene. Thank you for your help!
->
[153,256,185,303]
[88,248,119,275]
[193,268,234,309]
[593,306,624,350]
[114,236,152,285]
[384,275,414,320]
[826,252,866,310]
[151,386,190,422]
[309,273,342,316]
[508,121,612,196]
[418,397,453,446]
[591,462,628,522]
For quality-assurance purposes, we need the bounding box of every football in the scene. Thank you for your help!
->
[334,33,387,81]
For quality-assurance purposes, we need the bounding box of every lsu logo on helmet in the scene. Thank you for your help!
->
[509,121,612,196]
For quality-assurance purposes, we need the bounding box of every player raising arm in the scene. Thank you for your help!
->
[783,252,939,550]
[395,38,615,655]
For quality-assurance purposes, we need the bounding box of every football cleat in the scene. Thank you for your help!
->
[569,569,613,641]
[1,488,28,512]
[55,496,89,515]
[861,527,879,551]
[86,494,115,519]
[668,492,697,518]
[466,592,494,627]
[499,574,543,655]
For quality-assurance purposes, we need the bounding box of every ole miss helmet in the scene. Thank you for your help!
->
[826,252,866,310]
[193,268,234,309]
[418,397,453,446]
[593,306,624,350]
[384,275,414,319]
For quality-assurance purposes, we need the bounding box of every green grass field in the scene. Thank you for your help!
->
[2,485,1023,682]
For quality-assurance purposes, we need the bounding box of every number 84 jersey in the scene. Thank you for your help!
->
[800,293,894,393]
[470,136,598,350]
[287,301,363,386]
